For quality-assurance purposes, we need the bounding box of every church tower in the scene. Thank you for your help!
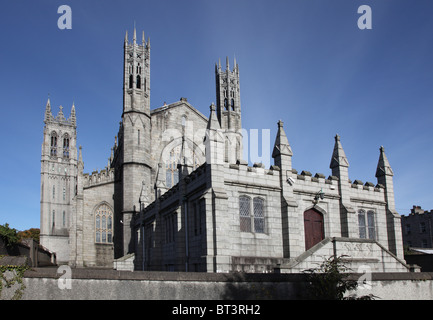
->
[40,99,77,263]
[215,57,243,164]
[118,28,152,255]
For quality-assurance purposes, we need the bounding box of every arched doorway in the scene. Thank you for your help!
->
[304,208,324,250]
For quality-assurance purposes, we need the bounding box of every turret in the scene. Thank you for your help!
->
[329,134,355,237]
[376,146,403,258]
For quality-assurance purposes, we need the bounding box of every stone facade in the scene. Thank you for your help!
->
[40,29,408,272]
[402,206,433,249]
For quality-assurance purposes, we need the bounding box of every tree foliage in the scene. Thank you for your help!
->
[304,255,375,300]
[17,228,40,243]
[0,224,19,247]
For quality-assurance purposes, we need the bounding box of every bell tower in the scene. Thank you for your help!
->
[123,27,150,114]
[118,27,152,256]
[215,57,243,163]
[40,99,77,264]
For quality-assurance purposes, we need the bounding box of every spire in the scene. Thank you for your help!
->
[125,30,128,43]
[142,31,145,45]
[205,103,224,165]
[133,23,137,44]
[272,120,293,158]
[330,134,349,169]
[376,146,393,177]
[178,135,193,178]
[154,163,167,198]
[56,105,66,122]
[70,102,76,126]
[226,56,230,70]
[78,145,84,173]
[44,97,52,123]
[207,103,221,130]
[147,37,150,49]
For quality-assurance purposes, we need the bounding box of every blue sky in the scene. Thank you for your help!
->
[1,0,432,231]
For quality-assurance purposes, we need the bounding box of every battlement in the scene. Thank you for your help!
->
[83,167,115,188]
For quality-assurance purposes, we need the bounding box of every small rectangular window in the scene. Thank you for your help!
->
[239,196,251,232]
[253,198,265,233]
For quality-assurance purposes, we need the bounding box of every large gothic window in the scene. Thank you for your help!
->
[95,203,113,244]
[165,144,200,189]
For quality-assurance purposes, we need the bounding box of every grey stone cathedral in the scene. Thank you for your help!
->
[40,29,410,273]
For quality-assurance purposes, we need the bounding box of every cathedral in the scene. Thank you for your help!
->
[40,29,410,273]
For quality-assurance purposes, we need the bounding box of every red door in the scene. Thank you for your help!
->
[304,209,324,250]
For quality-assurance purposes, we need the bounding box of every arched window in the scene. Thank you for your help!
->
[231,99,235,111]
[165,144,200,188]
[358,209,375,240]
[63,135,70,158]
[224,98,228,110]
[50,132,57,157]
[136,75,141,89]
[95,203,113,243]
[129,74,133,89]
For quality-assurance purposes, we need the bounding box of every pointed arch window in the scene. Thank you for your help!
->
[129,74,133,89]
[95,203,113,244]
[63,135,70,158]
[231,99,235,111]
[50,132,57,156]
[136,75,141,89]
[165,144,200,188]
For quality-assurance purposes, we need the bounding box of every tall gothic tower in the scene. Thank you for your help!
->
[118,28,152,255]
[215,57,243,163]
[40,99,77,263]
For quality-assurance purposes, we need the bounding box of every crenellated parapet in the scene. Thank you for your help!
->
[83,167,115,188]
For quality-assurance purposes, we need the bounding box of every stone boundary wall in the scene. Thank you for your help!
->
[13,268,433,300]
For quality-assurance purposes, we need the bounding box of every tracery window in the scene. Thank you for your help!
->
[239,195,265,233]
[165,144,200,188]
[358,209,375,240]
[95,203,113,244]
